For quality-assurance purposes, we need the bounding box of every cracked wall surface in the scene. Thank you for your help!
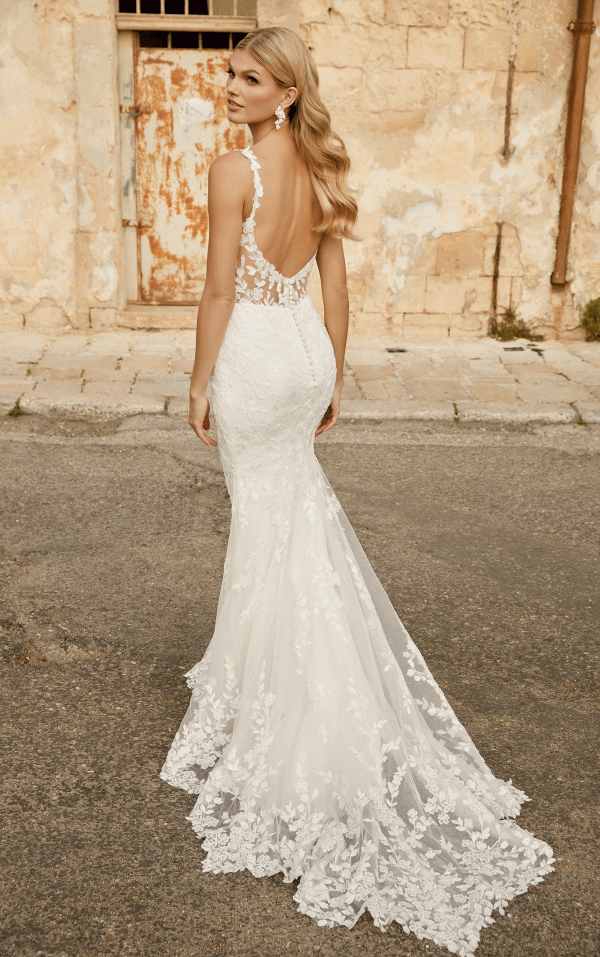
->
[302,0,600,340]
[0,0,599,338]
[0,0,120,331]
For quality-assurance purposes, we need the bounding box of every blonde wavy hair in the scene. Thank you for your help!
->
[235,27,358,240]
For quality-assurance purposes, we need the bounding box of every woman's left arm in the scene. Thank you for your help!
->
[189,152,249,445]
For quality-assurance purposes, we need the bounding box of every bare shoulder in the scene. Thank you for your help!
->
[209,150,251,183]
[207,150,252,211]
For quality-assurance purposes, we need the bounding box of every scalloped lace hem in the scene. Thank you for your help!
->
[158,768,554,957]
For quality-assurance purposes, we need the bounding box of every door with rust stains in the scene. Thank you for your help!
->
[135,46,246,303]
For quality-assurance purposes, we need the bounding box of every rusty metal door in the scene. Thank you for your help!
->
[134,46,246,303]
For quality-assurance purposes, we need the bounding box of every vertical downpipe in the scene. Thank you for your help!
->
[489,1,519,333]
[489,222,504,335]
[551,0,596,285]
[503,0,521,162]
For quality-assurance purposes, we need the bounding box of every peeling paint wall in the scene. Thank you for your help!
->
[0,0,599,338]
[135,47,246,303]
[0,0,121,330]
[300,0,600,340]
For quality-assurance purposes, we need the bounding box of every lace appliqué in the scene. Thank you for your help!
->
[235,147,317,308]
[161,632,554,957]
[161,149,554,956]
[160,457,555,957]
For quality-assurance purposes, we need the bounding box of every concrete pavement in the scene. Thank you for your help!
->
[1,330,600,424]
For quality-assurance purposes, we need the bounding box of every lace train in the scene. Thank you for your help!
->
[160,147,553,956]
[160,453,554,957]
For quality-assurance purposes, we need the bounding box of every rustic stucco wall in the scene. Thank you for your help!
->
[301,0,600,340]
[0,0,121,331]
[0,0,598,338]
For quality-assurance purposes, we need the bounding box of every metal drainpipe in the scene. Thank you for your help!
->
[551,0,596,285]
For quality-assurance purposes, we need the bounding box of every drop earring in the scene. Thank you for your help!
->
[274,105,285,129]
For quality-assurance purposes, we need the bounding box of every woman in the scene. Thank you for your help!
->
[161,27,553,956]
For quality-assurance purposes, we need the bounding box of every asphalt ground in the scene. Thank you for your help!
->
[1,412,599,957]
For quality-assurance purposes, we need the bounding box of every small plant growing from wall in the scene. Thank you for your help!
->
[581,297,600,341]
[489,307,544,342]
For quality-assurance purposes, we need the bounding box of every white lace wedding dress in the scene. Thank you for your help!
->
[160,147,554,956]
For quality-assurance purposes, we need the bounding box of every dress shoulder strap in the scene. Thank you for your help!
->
[239,147,263,225]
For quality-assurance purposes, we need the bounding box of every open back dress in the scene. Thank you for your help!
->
[160,146,554,957]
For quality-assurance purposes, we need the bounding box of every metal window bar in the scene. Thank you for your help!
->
[118,1,255,15]
[137,29,248,48]
[116,4,255,30]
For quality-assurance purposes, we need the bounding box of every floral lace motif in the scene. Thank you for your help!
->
[160,447,555,957]
[235,147,317,308]
[161,153,554,957]
[163,653,554,957]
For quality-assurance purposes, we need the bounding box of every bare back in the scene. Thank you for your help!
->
[232,144,323,308]
[241,142,322,279]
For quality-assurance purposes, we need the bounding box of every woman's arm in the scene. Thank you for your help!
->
[315,233,349,435]
[189,152,249,445]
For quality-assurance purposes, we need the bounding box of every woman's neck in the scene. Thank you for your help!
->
[249,118,292,146]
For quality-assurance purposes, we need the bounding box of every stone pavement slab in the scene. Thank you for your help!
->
[0,379,36,414]
[573,401,600,423]
[1,330,600,425]
[455,400,578,424]
[0,332,48,364]
[465,383,520,403]
[166,396,189,418]
[341,398,456,421]
[132,373,190,398]
[513,378,596,402]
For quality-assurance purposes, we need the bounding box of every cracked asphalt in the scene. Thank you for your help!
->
[1,412,599,957]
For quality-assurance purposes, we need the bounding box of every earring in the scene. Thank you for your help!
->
[274,105,285,129]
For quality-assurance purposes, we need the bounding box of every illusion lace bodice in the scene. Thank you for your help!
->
[235,147,318,308]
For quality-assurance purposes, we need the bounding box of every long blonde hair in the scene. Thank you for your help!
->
[235,27,358,240]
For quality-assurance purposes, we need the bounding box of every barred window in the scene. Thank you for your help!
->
[138,30,248,48]
[117,0,256,17]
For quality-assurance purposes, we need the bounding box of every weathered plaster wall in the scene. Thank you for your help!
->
[300,0,600,339]
[0,0,121,331]
[0,0,598,338]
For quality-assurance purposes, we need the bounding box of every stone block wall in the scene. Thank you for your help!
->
[0,0,121,331]
[1,0,599,339]
[296,0,600,340]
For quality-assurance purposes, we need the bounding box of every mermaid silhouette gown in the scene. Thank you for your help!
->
[160,147,554,956]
